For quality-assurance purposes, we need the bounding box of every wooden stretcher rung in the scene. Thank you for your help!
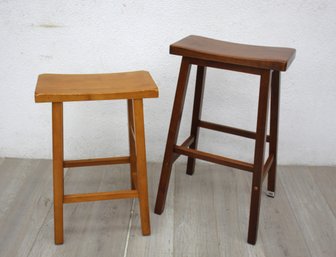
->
[199,120,270,142]
[63,156,130,168]
[63,190,139,204]
[174,145,253,172]
[172,135,195,163]
[130,126,135,140]
[262,154,274,181]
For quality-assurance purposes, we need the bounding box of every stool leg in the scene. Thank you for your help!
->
[52,102,64,245]
[186,66,207,175]
[133,99,151,235]
[247,71,271,245]
[155,58,191,214]
[267,71,280,196]
[128,99,137,190]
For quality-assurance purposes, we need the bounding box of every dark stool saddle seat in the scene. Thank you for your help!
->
[170,35,296,71]
[155,35,296,245]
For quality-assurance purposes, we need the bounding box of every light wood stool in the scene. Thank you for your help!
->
[35,71,158,244]
[154,35,296,244]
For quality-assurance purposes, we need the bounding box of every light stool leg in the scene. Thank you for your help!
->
[267,71,280,196]
[186,65,206,175]
[155,57,191,214]
[247,70,271,245]
[133,99,151,235]
[52,102,64,244]
[128,99,137,189]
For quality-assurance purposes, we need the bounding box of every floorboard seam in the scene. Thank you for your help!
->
[309,167,336,219]
[123,199,135,257]
[25,202,53,257]
[26,166,68,257]
[25,160,55,257]
[210,169,221,255]
[278,169,314,257]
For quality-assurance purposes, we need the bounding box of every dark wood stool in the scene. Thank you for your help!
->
[154,35,296,244]
[35,71,158,244]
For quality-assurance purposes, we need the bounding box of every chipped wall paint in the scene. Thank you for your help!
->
[0,0,335,165]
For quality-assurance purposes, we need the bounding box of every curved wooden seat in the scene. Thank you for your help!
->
[170,35,296,71]
[35,69,158,243]
[156,35,296,245]
[35,70,158,102]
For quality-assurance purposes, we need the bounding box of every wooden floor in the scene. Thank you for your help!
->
[0,158,335,257]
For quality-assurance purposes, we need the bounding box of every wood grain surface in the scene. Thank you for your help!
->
[0,159,335,257]
[35,71,158,102]
[170,35,296,71]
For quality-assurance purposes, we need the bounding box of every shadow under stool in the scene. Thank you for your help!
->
[154,35,296,244]
[35,71,158,244]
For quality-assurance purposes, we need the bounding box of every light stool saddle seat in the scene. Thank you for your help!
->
[35,70,158,244]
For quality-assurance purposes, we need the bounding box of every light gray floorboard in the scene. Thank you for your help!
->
[126,163,174,257]
[310,166,336,216]
[281,166,336,257]
[240,167,312,257]
[173,163,221,257]
[27,164,132,257]
[0,158,53,257]
[1,158,336,257]
[212,166,267,257]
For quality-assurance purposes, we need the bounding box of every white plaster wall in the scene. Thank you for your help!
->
[0,0,335,165]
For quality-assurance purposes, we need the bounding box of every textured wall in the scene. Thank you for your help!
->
[0,0,335,165]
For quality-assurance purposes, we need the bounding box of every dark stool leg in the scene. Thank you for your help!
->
[128,99,137,190]
[186,66,207,175]
[133,99,151,235]
[267,71,280,197]
[52,102,64,245]
[247,70,271,245]
[155,57,191,214]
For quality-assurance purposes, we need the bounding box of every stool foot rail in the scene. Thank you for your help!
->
[63,156,130,168]
[63,190,139,203]
[199,120,271,142]
[174,145,254,172]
